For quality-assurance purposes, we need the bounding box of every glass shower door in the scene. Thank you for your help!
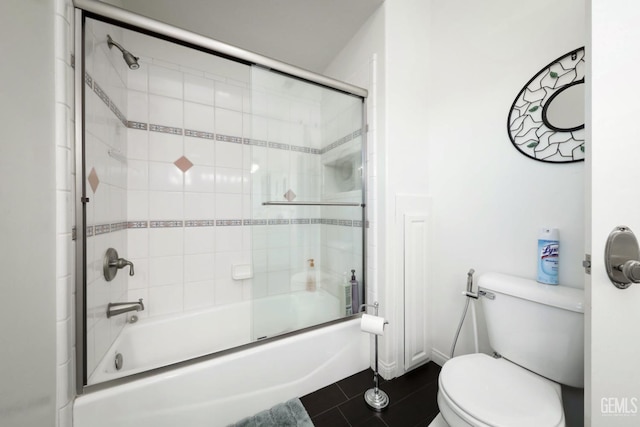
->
[249,67,365,340]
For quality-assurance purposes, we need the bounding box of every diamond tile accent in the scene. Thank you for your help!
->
[174,156,194,173]
[284,189,296,201]
[88,167,99,193]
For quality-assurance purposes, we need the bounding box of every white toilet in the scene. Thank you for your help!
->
[433,272,584,427]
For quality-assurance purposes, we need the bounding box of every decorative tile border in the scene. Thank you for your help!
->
[244,219,267,226]
[86,72,362,156]
[185,129,214,140]
[110,222,127,232]
[80,73,368,241]
[244,138,267,147]
[216,219,243,226]
[216,134,243,144]
[128,221,148,228]
[185,220,215,227]
[149,124,182,135]
[268,142,290,151]
[150,220,183,228]
[93,82,110,109]
[94,224,111,235]
[110,103,127,127]
[84,215,362,238]
[128,121,148,130]
[291,145,322,155]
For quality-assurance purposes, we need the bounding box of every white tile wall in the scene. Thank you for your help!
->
[184,73,215,105]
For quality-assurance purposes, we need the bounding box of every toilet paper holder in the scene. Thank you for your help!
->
[359,301,389,411]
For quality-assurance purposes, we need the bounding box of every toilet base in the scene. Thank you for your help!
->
[428,413,449,427]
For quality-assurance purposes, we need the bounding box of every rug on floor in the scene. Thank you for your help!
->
[228,398,314,427]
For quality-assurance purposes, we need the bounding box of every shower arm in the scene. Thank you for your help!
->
[106,34,140,69]
[107,35,125,53]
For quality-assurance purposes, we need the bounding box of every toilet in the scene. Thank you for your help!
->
[433,272,584,427]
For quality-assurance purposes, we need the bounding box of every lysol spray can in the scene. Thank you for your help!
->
[537,228,559,285]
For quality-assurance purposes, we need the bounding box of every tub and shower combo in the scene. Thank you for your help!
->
[73,1,369,425]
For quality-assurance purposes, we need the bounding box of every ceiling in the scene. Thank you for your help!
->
[119,0,384,73]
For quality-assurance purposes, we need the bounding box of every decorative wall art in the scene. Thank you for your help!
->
[507,47,585,163]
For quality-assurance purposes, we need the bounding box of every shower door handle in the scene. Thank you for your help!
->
[605,226,640,289]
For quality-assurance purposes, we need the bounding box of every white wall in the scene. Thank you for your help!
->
[0,1,57,426]
[326,0,586,377]
[426,0,585,362]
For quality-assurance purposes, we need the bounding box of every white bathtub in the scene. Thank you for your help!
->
[75,291,368,426]
[89,289,343,383]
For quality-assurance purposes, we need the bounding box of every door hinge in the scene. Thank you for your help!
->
[582,254,591,275]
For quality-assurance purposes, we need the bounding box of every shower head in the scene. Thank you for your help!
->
[107,35,140,70]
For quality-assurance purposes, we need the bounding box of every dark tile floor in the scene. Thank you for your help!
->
[301,360,584,427]
[300,361,441,427]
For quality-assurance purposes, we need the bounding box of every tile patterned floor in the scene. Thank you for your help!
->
[301,359,584,427]
[300,362,441,427]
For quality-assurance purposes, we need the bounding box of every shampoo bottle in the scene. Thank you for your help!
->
[341,272,353,316]
[537,228,559,285]
[306,259,316,291]
[350,269,360,313]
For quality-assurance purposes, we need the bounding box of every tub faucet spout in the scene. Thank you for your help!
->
[107,298,144,318]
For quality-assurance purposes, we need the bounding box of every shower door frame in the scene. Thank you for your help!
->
[74,0,369,395]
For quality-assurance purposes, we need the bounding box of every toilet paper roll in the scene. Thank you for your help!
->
[361,314,387,335]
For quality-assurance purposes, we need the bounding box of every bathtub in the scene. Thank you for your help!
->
[75,291,369,426]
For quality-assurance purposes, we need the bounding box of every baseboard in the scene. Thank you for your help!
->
[377,359,397,380]
[431,348,449,367]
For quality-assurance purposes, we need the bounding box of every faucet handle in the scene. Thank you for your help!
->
[103,248,135,281]
[115,258,135,276]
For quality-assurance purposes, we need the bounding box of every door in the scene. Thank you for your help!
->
[587,1,640,425]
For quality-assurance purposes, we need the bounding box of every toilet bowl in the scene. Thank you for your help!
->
[437,353,564,427]
[430,273,583,427]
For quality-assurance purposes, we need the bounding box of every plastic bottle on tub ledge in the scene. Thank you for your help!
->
[341,272,353,316]
[350,269,360,313]
[537,228,559,285]
[306,259,316,292]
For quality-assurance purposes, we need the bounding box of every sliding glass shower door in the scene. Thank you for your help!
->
[79,13,365,389]
[249,67,365,340]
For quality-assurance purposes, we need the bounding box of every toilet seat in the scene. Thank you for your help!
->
[438,353,564,427]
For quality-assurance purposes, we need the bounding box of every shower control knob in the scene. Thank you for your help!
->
[103,248,135,281]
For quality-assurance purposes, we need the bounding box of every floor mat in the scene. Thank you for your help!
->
[228,398,314,427]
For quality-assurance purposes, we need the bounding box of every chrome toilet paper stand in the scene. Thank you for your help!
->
[360,301,389,411]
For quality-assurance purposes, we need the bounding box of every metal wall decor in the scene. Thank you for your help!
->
[507,47,585,163]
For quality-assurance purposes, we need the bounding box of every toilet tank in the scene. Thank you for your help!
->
[478,272,584,388]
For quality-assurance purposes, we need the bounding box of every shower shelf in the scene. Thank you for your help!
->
[262,201,362,207]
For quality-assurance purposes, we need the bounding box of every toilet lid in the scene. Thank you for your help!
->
[439,353,564,427]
